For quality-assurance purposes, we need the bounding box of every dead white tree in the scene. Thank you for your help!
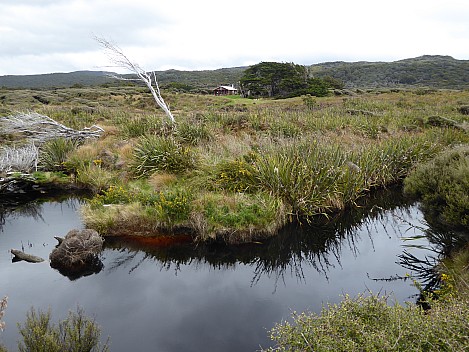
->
[1,112,104,144]
[95,36,175,124]
[0,144,39,173]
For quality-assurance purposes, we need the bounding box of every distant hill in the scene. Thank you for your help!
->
[0,67,247,90]
[0,71,116,89]
[1,56,468,90]
[309,55,469,89]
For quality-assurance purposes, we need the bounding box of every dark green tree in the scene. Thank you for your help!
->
[240,62,337,99]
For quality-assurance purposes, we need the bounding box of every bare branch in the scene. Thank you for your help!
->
[0,112,104,145]
[95,36,175,124]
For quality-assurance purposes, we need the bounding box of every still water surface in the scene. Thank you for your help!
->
[0,192,433,351]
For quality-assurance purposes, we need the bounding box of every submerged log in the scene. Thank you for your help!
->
[10,249,44,263]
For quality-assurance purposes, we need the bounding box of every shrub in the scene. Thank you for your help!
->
[152,188,192,228]
[213,157,256,192]
[90,184,133,207]
[404,145,469,229]
[265,293,469,352]
[132,135,196,177]
[17,307,109,352]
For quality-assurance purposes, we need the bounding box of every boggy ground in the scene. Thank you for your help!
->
[1,86,468,243]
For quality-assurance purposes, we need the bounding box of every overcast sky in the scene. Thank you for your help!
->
[0,0,468,75]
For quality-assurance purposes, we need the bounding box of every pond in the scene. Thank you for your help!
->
[0,188,436,352]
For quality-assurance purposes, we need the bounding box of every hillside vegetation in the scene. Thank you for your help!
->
[1,55,468,90]
[310,55,469,89]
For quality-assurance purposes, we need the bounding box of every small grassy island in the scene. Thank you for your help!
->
[1,86,469,244]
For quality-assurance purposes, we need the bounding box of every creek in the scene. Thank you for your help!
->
[0,188,437,352]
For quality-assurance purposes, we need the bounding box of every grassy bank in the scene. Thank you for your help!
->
[264,139,469,351]
[1,87,469,243]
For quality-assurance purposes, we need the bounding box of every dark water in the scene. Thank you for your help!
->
[0,190,436,352]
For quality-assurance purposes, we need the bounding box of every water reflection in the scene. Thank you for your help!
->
[1,186,452,352]
[398,222,469,293]
[104,185,418,286]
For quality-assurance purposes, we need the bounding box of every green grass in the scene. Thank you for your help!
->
[2,87,469,242]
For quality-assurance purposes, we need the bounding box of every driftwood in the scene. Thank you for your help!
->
[0,112,104,144]
[54,236,64,245]
[10,249,44,263]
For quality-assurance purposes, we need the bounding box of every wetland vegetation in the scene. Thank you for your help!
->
[1,85,468,244]
[1,79,469,350]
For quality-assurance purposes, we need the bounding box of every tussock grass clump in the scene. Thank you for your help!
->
[132,135,196,177]
[75,165,119,193]
[85,182,193,233]
[39,137,79,171]
[254,141,348,216]
[118,115,167,138]
[355,134,440,189]
[176,121,213,145]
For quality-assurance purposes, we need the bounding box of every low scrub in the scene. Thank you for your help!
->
[17,307,109,352]
[265,293,469,352]
[404,145,469,229]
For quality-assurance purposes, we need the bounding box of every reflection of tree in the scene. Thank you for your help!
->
[0,191,86,232]
[104,185,418,286]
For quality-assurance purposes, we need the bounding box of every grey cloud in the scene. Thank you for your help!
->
[0,2,170,57]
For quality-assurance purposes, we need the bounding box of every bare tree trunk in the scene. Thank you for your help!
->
[95,36,175,124]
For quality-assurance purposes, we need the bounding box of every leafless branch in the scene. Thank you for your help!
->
[1,112,104,144]
[95,36,175,124]
[0,144,38,173]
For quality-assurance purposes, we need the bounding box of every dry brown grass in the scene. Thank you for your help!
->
[148,172,177,191]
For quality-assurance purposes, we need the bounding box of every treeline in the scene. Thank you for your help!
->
[239,62,343,98]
